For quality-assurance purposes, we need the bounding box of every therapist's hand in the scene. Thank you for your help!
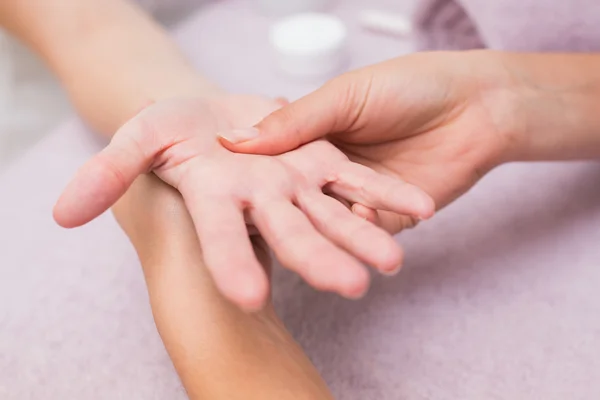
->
[221,51,516,233]
[54,95,433,310]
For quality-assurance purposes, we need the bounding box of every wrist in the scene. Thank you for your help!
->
[65,26,222,133]
[452,50,524,171]
[490,52,600,162]
[37,0,224,135]
[112,174,198,261]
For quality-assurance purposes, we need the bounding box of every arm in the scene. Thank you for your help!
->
[223,50,600,163]
[0,0,221,136]
[112,175,333,400]
[2,1,422,308]
[495,52,600,162]
[219,51,600,234]
[1,1,332,396]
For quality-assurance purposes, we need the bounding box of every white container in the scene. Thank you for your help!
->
[359,10,412,37]
[269,13,348,79]
[257,0,332,16]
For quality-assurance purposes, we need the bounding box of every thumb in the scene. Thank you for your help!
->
[219,75,365,155]
[53,112,162,228]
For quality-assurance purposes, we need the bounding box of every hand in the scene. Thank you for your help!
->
[112,173,275,312]
[54,95,434,310]
[220,52,516,233]
[113,174,334,400]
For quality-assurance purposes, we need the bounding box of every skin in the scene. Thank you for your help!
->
[223,50,600,233]
[0,0,358,397]
[113,174,334,400]
[11,2,596,396]
[54,95,434,309]
[2,1,437,308]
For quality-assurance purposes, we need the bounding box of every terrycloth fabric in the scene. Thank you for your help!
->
[414,0,600,51]
[2,1,600,399]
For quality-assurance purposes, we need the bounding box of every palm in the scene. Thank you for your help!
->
[55,95,434,309]
[147,95,285,187]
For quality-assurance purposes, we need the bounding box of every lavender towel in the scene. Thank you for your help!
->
[1,1,600,399]
[415,0,600,51]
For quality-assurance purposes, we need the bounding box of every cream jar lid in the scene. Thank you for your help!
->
[269,13,348,78]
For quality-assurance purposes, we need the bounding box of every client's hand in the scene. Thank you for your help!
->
[54,95,433,309]
[113,175,334,399]
[221,52,516,233]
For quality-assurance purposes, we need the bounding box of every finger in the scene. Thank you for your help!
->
[328,193,381,227]
[353,206,419,237]
[250,235,272,279]
[352,203,381,226]
[375,210,420,235]
[274,97,290,107]
[53,112,163,228]
[328,163,436,220]
[183,192,269,311]
[218,73,368,155]
[326,192,352,210]
[250,199,370,299]
[247,225,260,236]
[298,192,403,274]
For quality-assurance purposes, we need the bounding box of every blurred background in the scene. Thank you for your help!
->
[0,1,199,170]
[0,0,413,170]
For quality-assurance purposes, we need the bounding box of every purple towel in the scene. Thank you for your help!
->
[415,0,600,51]
[2,2,600,399]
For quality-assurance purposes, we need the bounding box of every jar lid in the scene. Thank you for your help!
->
[269,13,348,78]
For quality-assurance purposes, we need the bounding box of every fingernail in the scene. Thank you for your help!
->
[218,127,260,144]
[346,281,370,300]
[417,212,434,221]
[382,265,402,276]
[348,288,368,300]
[275,97,290,106]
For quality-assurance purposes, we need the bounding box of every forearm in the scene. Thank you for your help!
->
[146,247,332,400]
[493,52,600,162]
[0,0,221,136]
[113,175,333,400]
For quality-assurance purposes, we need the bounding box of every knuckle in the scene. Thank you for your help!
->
[329,72,372,131]
[392,214,419,231]
[117,112,166,162]
[404,215,420,230]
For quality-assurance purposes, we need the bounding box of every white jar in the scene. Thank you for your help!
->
[257,0,332,16]
[269,13,348,79]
